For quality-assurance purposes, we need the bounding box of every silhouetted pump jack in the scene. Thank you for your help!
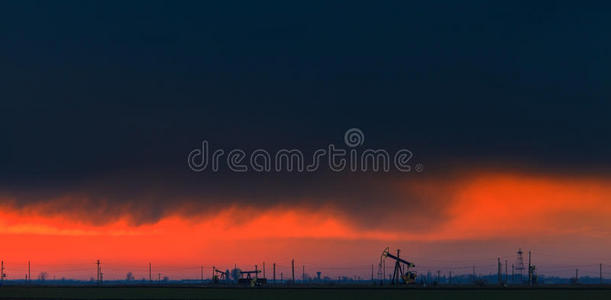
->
[213,269,229,283]
[379,247,417,285]
[239,268,267,287]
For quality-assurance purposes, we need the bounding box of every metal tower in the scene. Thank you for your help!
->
[515,248,525,281]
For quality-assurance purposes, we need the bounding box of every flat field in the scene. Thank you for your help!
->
[1,287,611,300]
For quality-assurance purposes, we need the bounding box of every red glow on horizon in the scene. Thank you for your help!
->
[1,171,611,279]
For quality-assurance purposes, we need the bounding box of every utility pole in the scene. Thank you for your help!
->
[528,251,532,287]
[149,263,152,282]
[255,265,259,279]
[575,269,579,283]
[273,263,276,283]
[449,271,452,284]
[371,264,374,283]
[472,265,476,281]
[96,260,100,285]
[158,273,161,282]
[383,259,386,285]
[437,270,441,283]
[497,257,502,285]
[291,259,295,283]
[505,260,508,282]
[512,264,515,281]
[263,262,266,279]
[302,265,305,282]
[1,260,4,284]
[600,264,603,284]
[28,260,31,284]
[201,265,204,283]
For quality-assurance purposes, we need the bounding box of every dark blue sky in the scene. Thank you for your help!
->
[1,1,610,223]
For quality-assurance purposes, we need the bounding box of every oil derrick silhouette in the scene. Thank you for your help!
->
[515,248,525,281]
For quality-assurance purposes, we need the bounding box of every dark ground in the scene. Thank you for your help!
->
[2,287,611,300]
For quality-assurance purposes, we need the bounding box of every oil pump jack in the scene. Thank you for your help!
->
[212,267,229,284]
[378,247,416,285]
[238,266,267,286]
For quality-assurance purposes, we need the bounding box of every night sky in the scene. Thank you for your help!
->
[1,1,611,279]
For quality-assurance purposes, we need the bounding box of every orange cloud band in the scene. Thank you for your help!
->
[1,171,610,279]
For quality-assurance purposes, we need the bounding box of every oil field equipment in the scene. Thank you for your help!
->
[213,268,229,283]
[238,267,267,287]
[378,247,417,285]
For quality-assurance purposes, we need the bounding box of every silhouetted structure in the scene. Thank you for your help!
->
[378,247,416,285]
[1,260,5,284]
[238,267,265,286]
[515,249,525,281]
[497,257,502,285]
[96,260,101,285]
[291,259,295,283]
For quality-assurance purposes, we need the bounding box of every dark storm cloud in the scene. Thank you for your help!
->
[1,1,610,223]
[0,170,457,231]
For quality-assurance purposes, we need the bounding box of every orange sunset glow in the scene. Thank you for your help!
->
[2,171,610,280]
